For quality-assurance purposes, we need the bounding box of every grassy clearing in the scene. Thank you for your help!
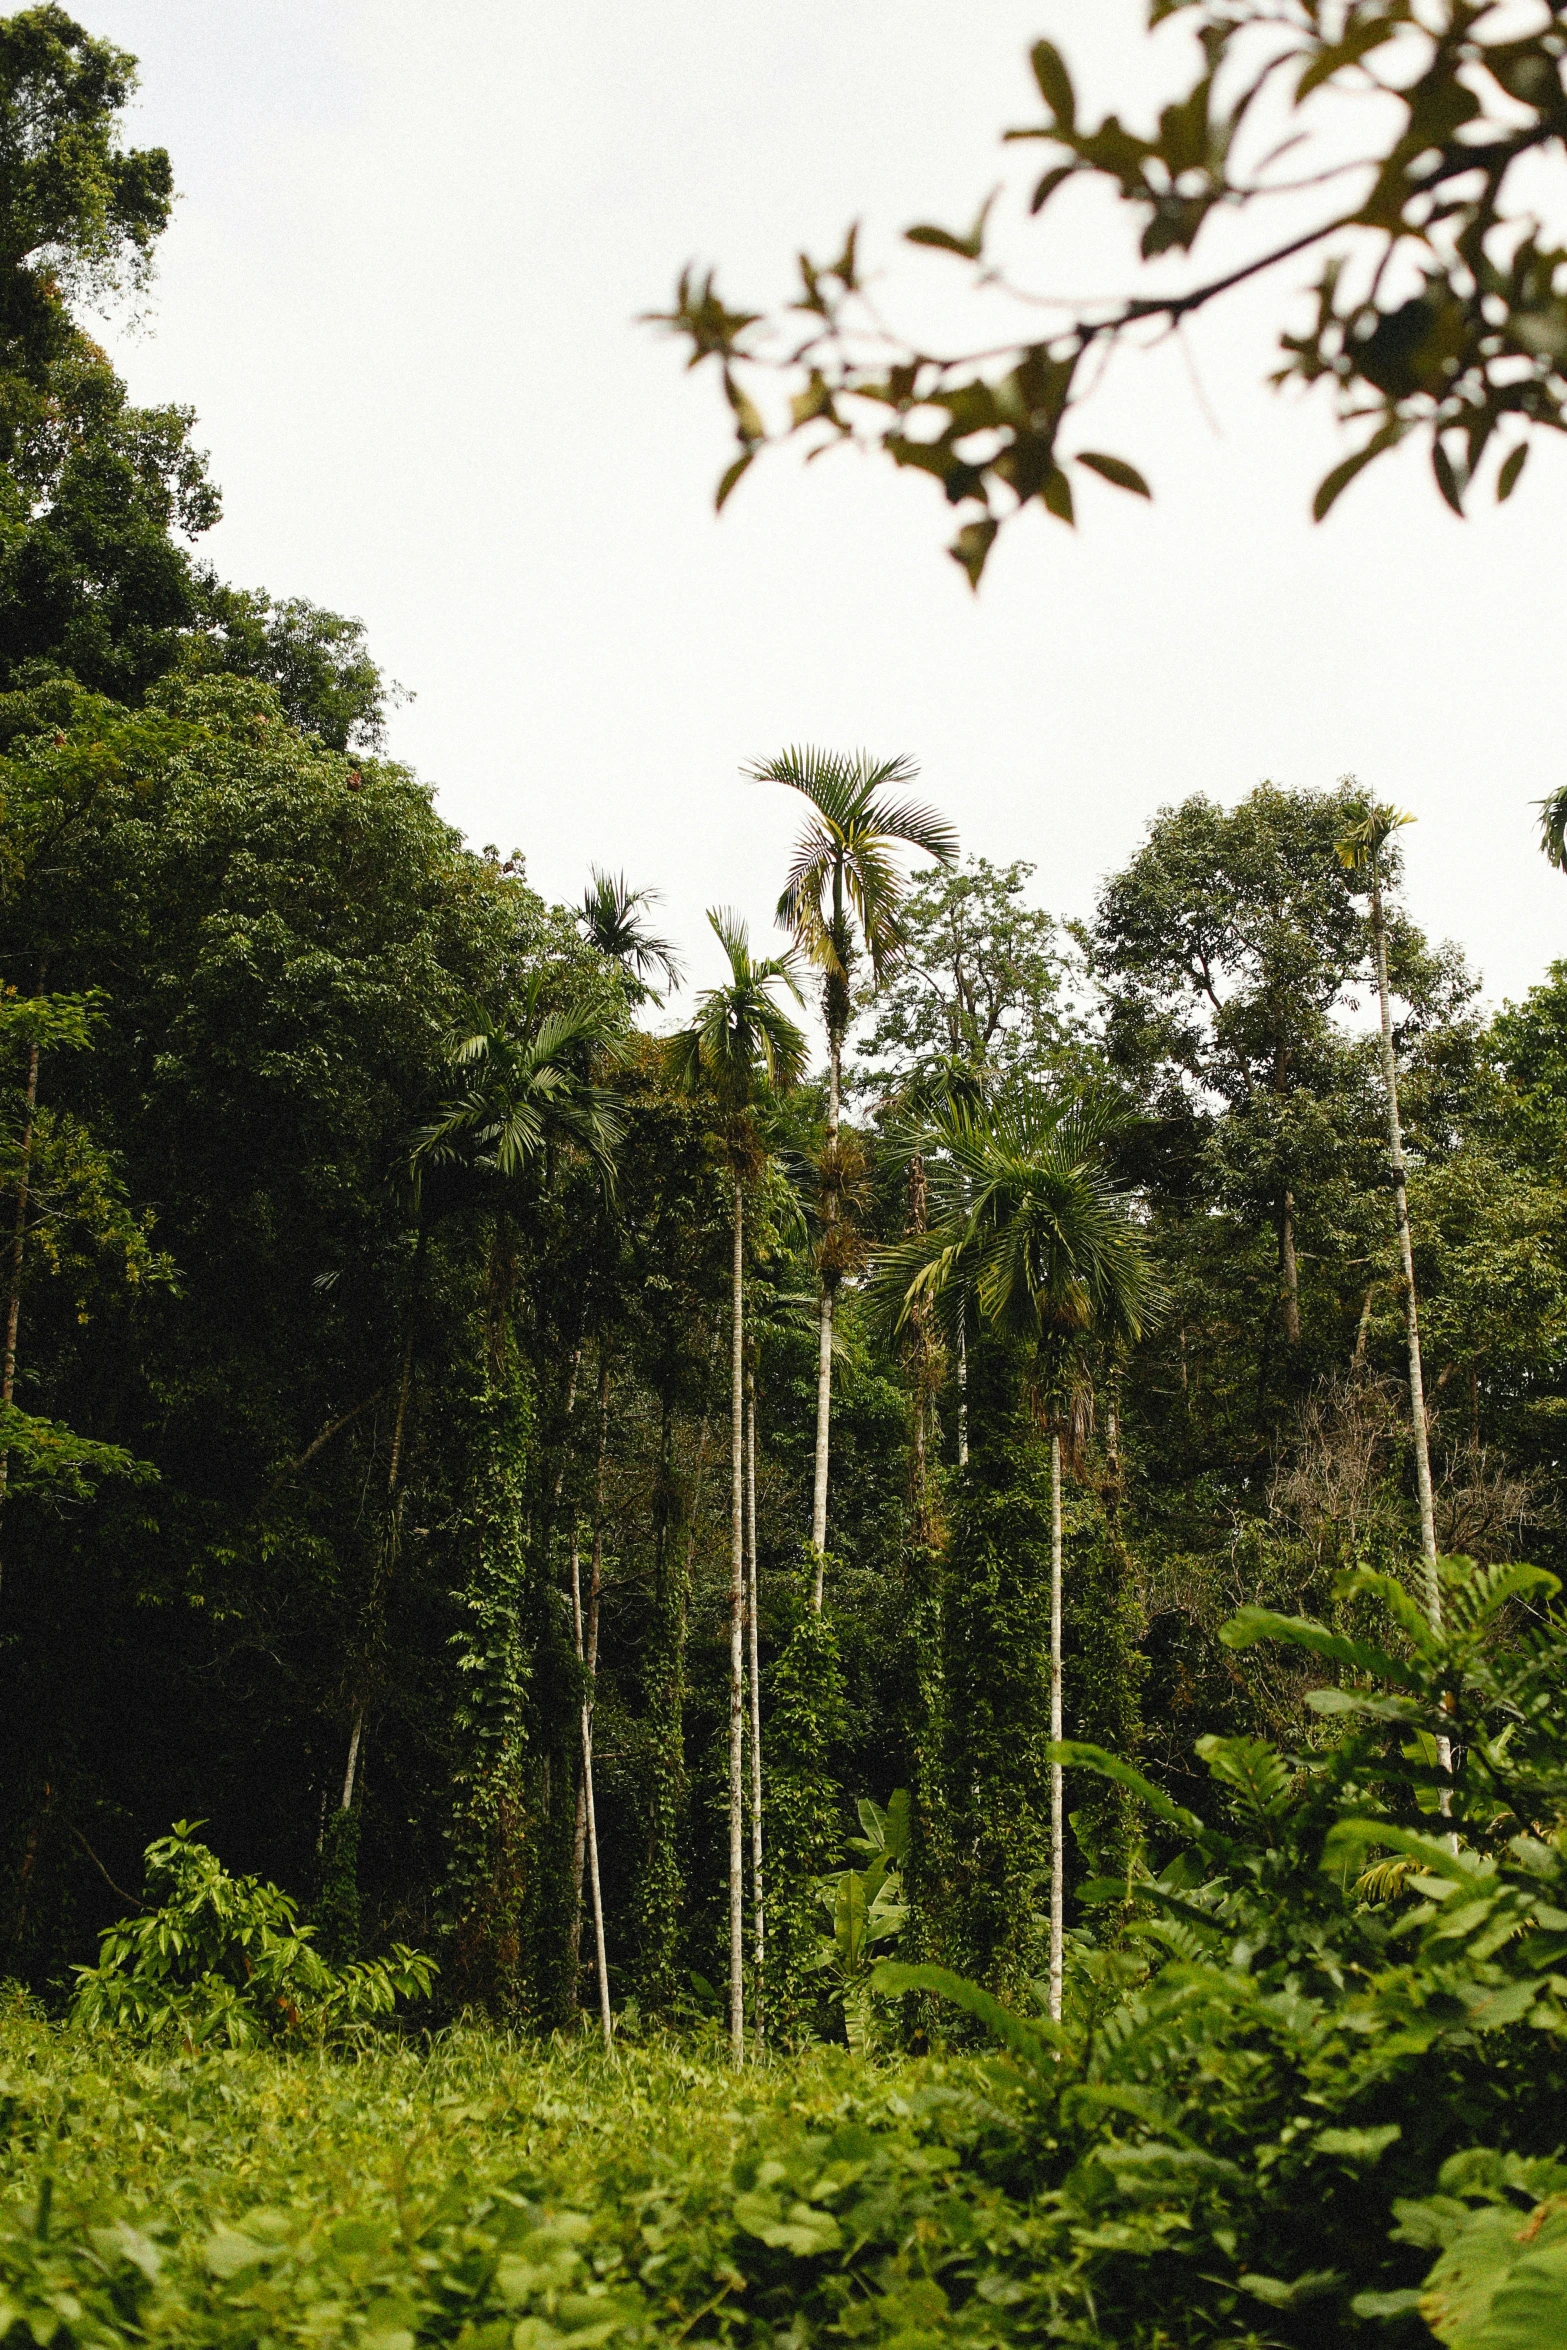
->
[0,2001,1057,2350]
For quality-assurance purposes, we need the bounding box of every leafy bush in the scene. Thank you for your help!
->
[878,1555,1567,2344]
[10,1559,1567,2350]
[69,1823,435,2047]
[810,1790,909,2050]
[1394,2151,1567,2347]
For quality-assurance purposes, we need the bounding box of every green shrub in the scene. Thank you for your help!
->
[809,1791,909,2050]
[878,1555,1567,2345]
[69,1823,434,2047]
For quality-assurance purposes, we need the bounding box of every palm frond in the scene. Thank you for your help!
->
[411,987,626,1196]
[665,907,809,1117]
[751,746,957,999]
[1539,785,1567,873]
[857,791,960,865]
[869,1085,1162,1382]
[580,867,683,997]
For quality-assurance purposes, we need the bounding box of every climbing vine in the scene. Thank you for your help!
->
[762,1567,844,2048]
[442,1373,534,2019]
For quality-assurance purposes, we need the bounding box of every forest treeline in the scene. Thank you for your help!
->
[6,9,1567,2050]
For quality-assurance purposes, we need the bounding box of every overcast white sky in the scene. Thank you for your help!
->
[87,0,1567,1023]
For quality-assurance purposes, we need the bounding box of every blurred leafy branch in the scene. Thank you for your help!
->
[652,3,1567,582]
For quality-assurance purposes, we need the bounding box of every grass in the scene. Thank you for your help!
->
[0,1996,1054,2350]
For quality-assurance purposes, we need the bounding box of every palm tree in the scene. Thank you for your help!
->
[667,910,806,2060]
[415,979,626,1199]
[749,747,958,1603]
[580,869,684,1005]
[875,1091,1159,2021]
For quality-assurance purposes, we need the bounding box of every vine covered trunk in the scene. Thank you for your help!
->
[1048,1432,1064,2024]
[728,1173,746,2058]
[809,1035,839,1607]
[0,1025,40,1602]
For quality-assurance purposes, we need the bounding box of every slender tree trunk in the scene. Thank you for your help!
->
[580,1692,612,2046]
[745,1362,764,2042]
[341,1307,418,1815]
[1369,873,1441,1625]
[570,1456,613,2046]
[571,1350,612,2002]
[571,1527,588,1963]
[1048,1432,1065,2024]
[729,1173,747,2058]
[542,1319,587,1559]
[0,1026,41,1605]
[906,1150,938,1540]
[809,1036,840,1605]
[1367,866,1453,1818]
[956,1296,970,1471]
[1280,1186,1302,1349]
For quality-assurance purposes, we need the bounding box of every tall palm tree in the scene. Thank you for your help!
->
[667,910,806,2060]
[579,869,684,1005]
[875,1091,1159,2021]
[749,747,958,1602]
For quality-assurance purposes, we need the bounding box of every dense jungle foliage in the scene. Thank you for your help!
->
[8,10,1567,2348]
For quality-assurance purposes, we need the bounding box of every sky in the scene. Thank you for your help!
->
[86,0,1567,1022]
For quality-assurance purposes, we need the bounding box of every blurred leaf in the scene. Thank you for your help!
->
[1076,450,1151,498]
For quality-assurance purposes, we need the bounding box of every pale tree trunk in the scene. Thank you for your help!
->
[0,1026,41,1605]
[1048,1433,1065,2023]
[1367,868,1451,1800]
[810,1037,839,1607]
[1280,1187,1302,1349]
[728,1173,747,2059]
[1369,873,1440,1620]
[571,1348,613,2043]
[956,1296,970,1470]
[745,1363,764,2042]
[341,1314,416,1813]
[905,1151,936,1540]
[571,1356,610,1960]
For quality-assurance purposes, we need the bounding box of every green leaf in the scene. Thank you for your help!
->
[906,192,994,262]
[1432,437,1466,517]
[1029,39,1076,130]
[1315,2124,1402,2161]
[724,371,765,444]
[204,2225,271,2278]
[1051,1742,1204,1835]
[1219,1606,1416,1687]
[1075,450,1151,498]
[715,450,755,512]
[733,2192,843,2255]
[870,1961,1070,2071]
[1041,463,1075,524]
[949,516,998,588]
[1313,443,1381,522]
[1497,442,1529,501]
[1239,2270,1340,2309]
[1029,163,1076,216]
[1322,1821,1482,1886]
